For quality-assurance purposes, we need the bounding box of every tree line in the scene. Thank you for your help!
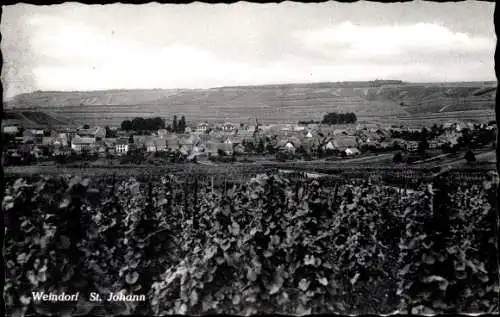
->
[321,112,357,125]
[297,112,357,126]
[120,115,187,133]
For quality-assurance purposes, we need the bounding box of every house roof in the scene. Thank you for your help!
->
[345,147,360,154]
[154,138,166,147]
[116,138,129,145]
[226,136,243,144]
[103,138,117,145]
[133,135,149,145]
[236,130,254,138]
[42,137,55,145]
[77,127,99,136]
[218,143,233,152]
[73,136,96,145]
[180,135,195,145]
[165,134,179,142]
[333,136,358,149]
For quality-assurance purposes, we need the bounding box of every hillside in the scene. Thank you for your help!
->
[4,81,496,127]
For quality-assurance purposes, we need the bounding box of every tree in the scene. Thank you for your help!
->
[257,139,265,154]
[121,120,132,131]
[417,139,429,154]
[179,116,186,133]
[393,152,403,163]
[242,140,255,153]
[105,126,115,138]
[172,116,178,133]
[465,150,476,164]
[83,124,90,129]
[321,112,357,125]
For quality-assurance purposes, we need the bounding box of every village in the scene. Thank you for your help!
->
[2,116,497,168]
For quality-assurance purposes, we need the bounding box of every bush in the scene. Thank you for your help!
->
[465,150,476,164]
[393,152,404,163]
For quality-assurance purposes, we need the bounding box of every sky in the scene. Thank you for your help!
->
[1,1,496,98]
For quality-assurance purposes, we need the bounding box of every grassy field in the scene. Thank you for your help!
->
[4,81,496,127]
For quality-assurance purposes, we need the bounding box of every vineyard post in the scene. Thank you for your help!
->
[224,176,227,195]
[183,180,188,223]
[148,179,153,214]
[193,177,198,231]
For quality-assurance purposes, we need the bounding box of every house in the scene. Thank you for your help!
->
[428,140,440,149]
[198,134,212,144]
[2,125,20,135]
[284,142,296,152]
[276,138,299,152]
[103,138,117,155]
[205,140,220,156]
[224,136,243,145]
[133,135,148,149]
[95,142,109,157]
[42,137,54,146]
[53,134,69,148]
[378,141,392,150]
[115,138,130,155]
[154,138,167,152]
[234,144,246,155]
[145,138,156,152]
[157,129,169,138]
[196,122,209,133]
[332,135,358,151]
[222,122,235,132]
[305,131,313,139]
[71,136,96,154]
[23,130,34,138]
[324,140,336,151]
[219,142,234,156]
[53,148,72,157]
[405,141,419,152]
[32,129,45,137]
[165,135,180,151]
[236,129,254,138]
[179,135,196,152]
[77,126,106,140]
[344,148,361,156]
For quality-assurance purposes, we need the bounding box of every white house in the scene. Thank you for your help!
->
[222,122,235,132]
[284,142,296,152]
[71,136,96,154]
[196,122,209,133]
[3,126,19,135]
[115,138,130,154]
[324,141,335,151]
[344,148,361,156]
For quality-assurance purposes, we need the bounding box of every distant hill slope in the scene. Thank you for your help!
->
[4,82,496,127]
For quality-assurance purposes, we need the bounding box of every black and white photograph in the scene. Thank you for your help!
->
[2,1,499,316]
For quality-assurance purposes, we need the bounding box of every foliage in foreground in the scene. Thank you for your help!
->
[3,173,498,316]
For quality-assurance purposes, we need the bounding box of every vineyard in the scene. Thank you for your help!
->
[3,172,499,316]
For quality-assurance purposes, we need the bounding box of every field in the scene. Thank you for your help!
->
[1,111,78,129]
[4,81,496,127]
[3,172,498,315]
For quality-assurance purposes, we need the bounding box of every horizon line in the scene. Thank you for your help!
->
[6,79,498,99]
